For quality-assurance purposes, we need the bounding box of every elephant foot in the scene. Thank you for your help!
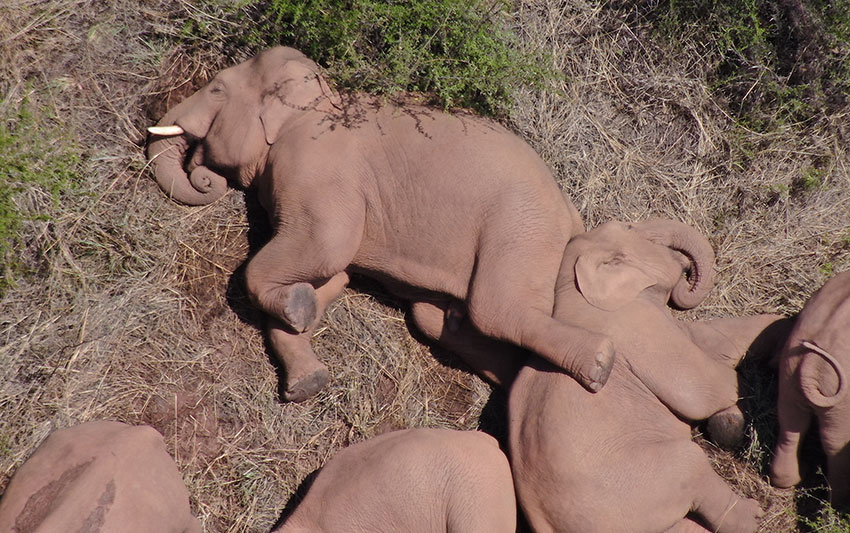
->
[768,455,802,488]
[706,405,746,451]
[717,498,763,533]
[282,282,318,333]
[579,337,615,393]
[284,364,329,403]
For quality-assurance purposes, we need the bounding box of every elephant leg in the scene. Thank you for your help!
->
[665,518,711,533]
[819,413,850,509]
[683,443,763,533]
[267,272,350,402]
[684,315,791,368]
[827,444,850,509]
[245,220,361,332]
[409,299,526,388]
[464,244,614,392]
[769,387,812,488]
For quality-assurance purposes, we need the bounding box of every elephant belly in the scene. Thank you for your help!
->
[510,364,694,532]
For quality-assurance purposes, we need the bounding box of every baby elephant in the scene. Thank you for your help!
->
[0,420,200,533]
[770,270,850,508]
[275,428,516,532]
[509,219,786,533]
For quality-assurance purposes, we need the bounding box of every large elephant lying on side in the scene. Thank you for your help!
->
[507,219,789,532]
[0,420,200,533]
[147,47,708,401]
[770,270,850,509]
[274,428,516,532]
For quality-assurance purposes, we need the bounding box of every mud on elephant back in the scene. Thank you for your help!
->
[0,421,200,533]
[507,219,790,533]
[273,428,516,532]
[770,269,850,510]
[146,45,616,402]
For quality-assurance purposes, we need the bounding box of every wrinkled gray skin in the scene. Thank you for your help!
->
[770,270,850,508]
[0,420,200,533]
[274,428,516,533]
[146,46,714,401]
[507,219,789,533]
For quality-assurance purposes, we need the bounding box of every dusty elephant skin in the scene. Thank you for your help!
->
[507,219,789,533]
[0,420,200,533]
[770,270,850,508]
[274,428,516,532]
[145,46,629,401]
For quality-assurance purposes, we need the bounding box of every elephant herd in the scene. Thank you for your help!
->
[1,46,848,532]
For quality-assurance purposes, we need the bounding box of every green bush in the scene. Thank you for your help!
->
[187,0,554,117]
[0,98,83,293]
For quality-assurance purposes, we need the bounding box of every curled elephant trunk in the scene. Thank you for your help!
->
[146,94,227,206]
[632,218,716,309]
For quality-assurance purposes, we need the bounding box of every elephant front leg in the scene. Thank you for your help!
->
[265,271,351,402]
[685,315,792,368]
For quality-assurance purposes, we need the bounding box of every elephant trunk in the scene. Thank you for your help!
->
[146,95,227,206]
[799,340,846,409]
[632,218,716,309]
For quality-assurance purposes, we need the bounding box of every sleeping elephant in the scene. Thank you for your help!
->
[770,270,850,509]
[273,428,516,532]
[144,46,663,400]
[0,420,200,533]
[507,219,789,532]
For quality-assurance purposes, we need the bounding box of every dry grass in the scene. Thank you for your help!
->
[1,0,849,531]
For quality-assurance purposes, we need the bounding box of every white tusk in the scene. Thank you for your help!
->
[147,125,185,136]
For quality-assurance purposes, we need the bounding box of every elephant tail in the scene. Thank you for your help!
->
[799,340,846,409]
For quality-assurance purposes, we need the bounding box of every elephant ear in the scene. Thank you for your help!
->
[575,249,656,311]
[260,60,340,145]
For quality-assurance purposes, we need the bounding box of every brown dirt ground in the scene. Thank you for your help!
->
[2,1,849,531]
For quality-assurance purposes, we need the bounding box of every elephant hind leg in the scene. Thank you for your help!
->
[770,384,813,488]
[409,299,526,388]
[463,256,614,391]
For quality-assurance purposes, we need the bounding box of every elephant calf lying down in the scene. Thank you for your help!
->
[770,270,850,509]
[274,428,516,532]
[0,420,200,533]
[507,219,789,532]
[146,46,626,401]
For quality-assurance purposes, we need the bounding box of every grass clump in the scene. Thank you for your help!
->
[645,0,850,132]
[185,0,553,116]
[0,97,83,293]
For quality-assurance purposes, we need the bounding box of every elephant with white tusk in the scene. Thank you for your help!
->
[770,270,850,509]
[146,46,638,401]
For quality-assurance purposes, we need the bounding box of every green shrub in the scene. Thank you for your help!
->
[187,0,554,116]
[0,98,83,293]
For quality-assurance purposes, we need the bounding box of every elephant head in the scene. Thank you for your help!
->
[565,218,715,311]
[146,46,340,205]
